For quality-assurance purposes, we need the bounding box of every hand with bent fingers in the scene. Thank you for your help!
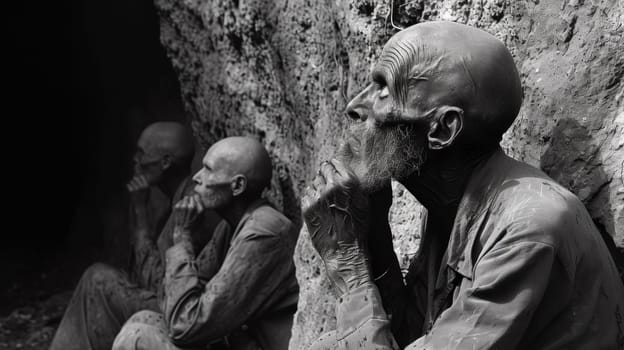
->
[172,194,204,245]
[127,174,151,238]
[127,174,150,205]
[302,159,372,295]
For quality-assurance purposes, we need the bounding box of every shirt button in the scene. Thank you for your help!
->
[241,324,249,331]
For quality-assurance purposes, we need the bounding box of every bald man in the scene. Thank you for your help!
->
[51,122,219,350]
[113,136,299,350]
[303,21,624,349]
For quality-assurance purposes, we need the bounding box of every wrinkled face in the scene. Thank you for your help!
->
[133,136,164,185]
[192,149,233,210]
[342,38,434,191]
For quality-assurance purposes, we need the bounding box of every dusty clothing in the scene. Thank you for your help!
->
[49,264,160,350]
[311,148,624,350]
[50,178,195,350]
[132,178,199,292]
[113,200,299,350]
[113,311,184,350]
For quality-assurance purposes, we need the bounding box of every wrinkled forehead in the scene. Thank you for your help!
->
[374,22,509,111]
[373,22,522,135]
[378,26,445,69]
[373,27,458,111]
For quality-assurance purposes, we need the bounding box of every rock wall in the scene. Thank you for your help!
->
[154,0,623,348]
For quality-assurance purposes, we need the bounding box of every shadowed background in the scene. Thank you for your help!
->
[2,0,622,349]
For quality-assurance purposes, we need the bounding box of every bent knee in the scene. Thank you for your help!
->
[83,262,122,286]
[125,310,165,327]
[113,322,177,350]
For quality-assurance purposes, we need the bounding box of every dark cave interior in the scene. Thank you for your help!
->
[3,0,185,326]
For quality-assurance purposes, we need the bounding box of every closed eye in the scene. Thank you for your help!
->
[379,86,389,99]
[372,72,390,100]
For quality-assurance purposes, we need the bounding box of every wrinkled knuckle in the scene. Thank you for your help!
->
[303,199,319,213]
[334,179,350,191]
[327,181,342,191]
[302,203,312,214]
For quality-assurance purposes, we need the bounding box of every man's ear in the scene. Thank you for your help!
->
[230,175,248,197]
[161,155,172,170]
[427,106,464,150]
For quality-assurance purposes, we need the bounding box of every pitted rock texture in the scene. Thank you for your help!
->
[154,0,623,348]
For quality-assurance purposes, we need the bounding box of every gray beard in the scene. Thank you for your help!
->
[339,122,428,192]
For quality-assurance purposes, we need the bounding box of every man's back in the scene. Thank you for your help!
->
[228,203,299,350]
[488,153,624,348]
[429,149,624,348]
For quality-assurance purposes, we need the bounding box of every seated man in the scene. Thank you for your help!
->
[51,121,219,350]
[303,21,624,349]
[113,136,299,350]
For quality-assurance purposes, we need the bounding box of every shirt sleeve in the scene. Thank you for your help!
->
[132,236,164,291]
[162,223,294,347]
[130,195,172,292]
[407,241,556,350]
[309,283,400,350]
[309,216,424,350]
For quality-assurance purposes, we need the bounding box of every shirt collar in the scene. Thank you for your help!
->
[231,198,269,239]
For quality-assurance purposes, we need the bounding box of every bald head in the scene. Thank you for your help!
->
[202,136,272,198]
[342,22,522,189]
[362,21,522,146]
[139,122,195,164]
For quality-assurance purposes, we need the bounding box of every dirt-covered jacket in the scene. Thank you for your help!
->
[163,200,299,350]
[311,147,624,350]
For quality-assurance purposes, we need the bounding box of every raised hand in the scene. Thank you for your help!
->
[172,194,205,245]
[302,159,372,295]
[126,174,150,206]
[127,174,152,240]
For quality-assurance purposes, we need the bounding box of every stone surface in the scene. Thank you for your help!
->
[154,0,623,348]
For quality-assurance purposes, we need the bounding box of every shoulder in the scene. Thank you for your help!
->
[489,162,596,261]
[475,153,584,239]
[243,204,297,240]
[497,169,584,232]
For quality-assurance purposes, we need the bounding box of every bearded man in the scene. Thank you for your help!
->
[303,21,624,349]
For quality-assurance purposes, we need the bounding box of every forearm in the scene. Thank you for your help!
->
[362,212,424,346]
[132,232,163,290]
[377,266,424,347]
[310,283,399,350]
[130,203,156,251]
[163,233,288,346]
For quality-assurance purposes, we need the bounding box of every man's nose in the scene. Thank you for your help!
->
[192,171,202,185]
[345,84,374,121]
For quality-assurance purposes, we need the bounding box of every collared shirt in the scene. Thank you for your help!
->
[162,200,299,350]
[311,148,624,349]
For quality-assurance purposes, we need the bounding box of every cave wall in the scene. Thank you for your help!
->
[153,0,623,348]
